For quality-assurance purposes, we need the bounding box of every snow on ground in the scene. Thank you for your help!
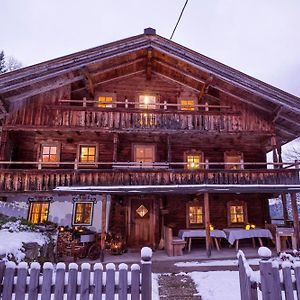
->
[174,258,260,267]
[189,270,261,300]
[0,229,48,262]
[152,273,160,300]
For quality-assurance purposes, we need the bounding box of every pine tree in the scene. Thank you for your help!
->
[0,51,7,74]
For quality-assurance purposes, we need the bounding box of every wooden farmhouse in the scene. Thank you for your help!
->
[1,28,300,255]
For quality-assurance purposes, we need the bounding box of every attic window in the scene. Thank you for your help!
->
[138,95,157,109]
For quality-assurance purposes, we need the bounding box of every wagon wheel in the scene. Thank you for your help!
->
[87,244,101,260]
[78,245,88,259]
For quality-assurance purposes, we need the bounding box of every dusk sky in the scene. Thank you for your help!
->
[2,0,300,98]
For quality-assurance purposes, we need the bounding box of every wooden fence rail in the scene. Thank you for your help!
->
[238,247,300,300]
[0,247,153,300]
[0,168,298,192]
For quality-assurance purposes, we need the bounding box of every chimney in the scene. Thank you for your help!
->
[144,28,156,35]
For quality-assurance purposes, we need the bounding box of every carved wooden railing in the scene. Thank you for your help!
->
[5,106,274,133]
[0,168,298,192]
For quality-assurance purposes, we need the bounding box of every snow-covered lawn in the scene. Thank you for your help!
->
[0,228,48,262]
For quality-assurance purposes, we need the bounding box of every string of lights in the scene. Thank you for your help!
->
[170,0,189,40]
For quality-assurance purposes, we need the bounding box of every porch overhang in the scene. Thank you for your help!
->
[54,184,300,194]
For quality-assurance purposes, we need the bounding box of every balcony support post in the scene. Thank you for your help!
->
[100,193,107,262]
[271,135,278,168]
[113,133,118,162]
[291,192,300,249]
[204,192,211,257]
[167,135,171,163]
[281,193,289,226]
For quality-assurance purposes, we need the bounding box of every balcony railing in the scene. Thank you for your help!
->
[0,161,298,193]
[4,100,274,133]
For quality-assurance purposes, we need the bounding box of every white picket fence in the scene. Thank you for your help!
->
[238,247,300,300]
[0,247,152,300]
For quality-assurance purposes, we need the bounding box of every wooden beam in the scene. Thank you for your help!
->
[113,133,118,162]
[100,193,107,262]
[167,134,171,162]
[146,47,153,81]
[81,68,95,98]
[291,192,300,249]
[281,194,289,225]
[199,75,214,103]
[204,192,211,257]
[6,75,83,102]
[272,106,283,123]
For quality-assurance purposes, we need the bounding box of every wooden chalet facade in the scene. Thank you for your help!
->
[1,28,300,255]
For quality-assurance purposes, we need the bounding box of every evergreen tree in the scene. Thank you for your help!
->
[0,51,7,74]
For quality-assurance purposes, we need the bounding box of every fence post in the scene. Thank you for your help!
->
[282,261,294,300]
[259,247,274,300]
[118,263,128,300]
[2,261,15,300]
[93,263,103,300]
[106,263,115,300]
[41,262,53,300]
[67,263,78,300]
[54,262,65,300]
[80,263,91,300]
[271,261,281,300]
[28,262,41,300]
[141,247,152,300]
[0,260,6,298]
[294,261,300,299]
[131,264,141,300]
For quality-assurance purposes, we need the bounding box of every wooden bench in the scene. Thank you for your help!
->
[164,226,186,256]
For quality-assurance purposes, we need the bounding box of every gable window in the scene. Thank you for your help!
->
[79,145,97,163]
[138,95,157,109]
[227,200,247,226]
[180,99,195,111]
[28,202,49,224]
[98,95,113,108]
[185,150,203,170]
[186,200,203,228]
[133,144,155,167]
[224,151,244,170]
[73,202,93,225]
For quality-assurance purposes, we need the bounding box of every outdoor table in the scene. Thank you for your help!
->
[178,229,227,252]
[223,228,273,251]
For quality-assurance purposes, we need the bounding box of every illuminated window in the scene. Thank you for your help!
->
[224,151,243,170]
[41,145,59,164]
[73,202,93,225]
[228,201,247,226]
[188,206,203,225]
[28,202,49,224]
[180,99,195,111]
[98,96,113,108]
[138,95,157,109]
[79,146,96,163]
[134,144,155,167]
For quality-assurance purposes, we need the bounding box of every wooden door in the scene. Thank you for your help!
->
[127,197,157,248]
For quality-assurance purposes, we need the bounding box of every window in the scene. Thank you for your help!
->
[180,99,195,111]
[185,151,203,170]
[79,145,97,163]
[28,202,49,224]
[40,144,60,167]
[224,151,243,170]
[73,202,93,225]
[186,200,203,228]
[98,96,113,108]
[133,144,155,167]
[138,95,157,109]
[227,201,247,226]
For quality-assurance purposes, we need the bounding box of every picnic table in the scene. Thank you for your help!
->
[223,228,273,250]
[178,229,227,251]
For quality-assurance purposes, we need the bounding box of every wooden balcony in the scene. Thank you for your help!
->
[0,162,298,193]
[4,103,274,133]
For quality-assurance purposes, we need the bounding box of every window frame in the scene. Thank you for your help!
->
[184,150,204,170]
[178,97,198,111]
[136,95,159,110]
[28,201,50,224]
[132,144,156,168]
[95,92,116,108]
[39,143,60,168]
[72,201,94,226]
[186,200,204,228]
[227,200,248,227]
[77,144,98,167]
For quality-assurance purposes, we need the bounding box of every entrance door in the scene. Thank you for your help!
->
[127,197,157,248]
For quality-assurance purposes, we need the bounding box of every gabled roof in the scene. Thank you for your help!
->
[0,27,300,143]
